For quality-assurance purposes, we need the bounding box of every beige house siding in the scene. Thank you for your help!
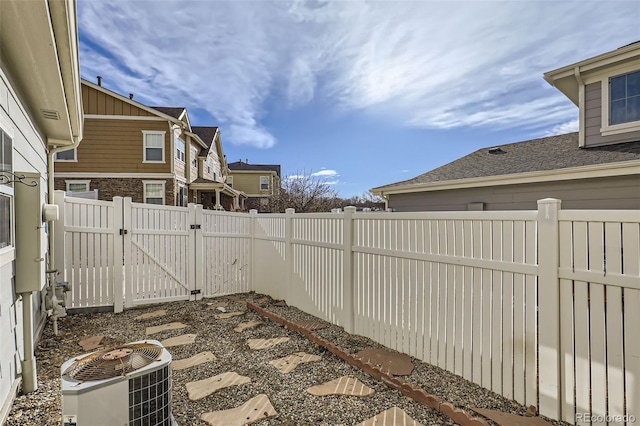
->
[584,82,640,147]
[188,140,199,181]
[229,172,276,196]
[387,175,640,211]
[55,118,171,173]
[82,84,155,116]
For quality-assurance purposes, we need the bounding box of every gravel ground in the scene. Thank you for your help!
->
[6,292,568,426]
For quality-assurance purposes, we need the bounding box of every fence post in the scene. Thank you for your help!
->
[122,197,133,309]
[53,191,66,281]
[343,206,356,334]
[249,209,258,292]
[112,197,124,313]
[537,198,561,419]
[285,208,295,303]
[194,204,203,301]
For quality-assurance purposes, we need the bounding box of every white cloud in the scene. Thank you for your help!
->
[545,119,580,136]
[311,169,338,178]
[78,0,640,147]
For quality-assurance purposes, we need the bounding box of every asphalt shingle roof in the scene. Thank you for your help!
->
[377,132,640,190]
[150,106,185,119]
[192,126,219,156]
[228,161,281,177]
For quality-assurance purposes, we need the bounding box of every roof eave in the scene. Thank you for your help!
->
[373,159,640,196]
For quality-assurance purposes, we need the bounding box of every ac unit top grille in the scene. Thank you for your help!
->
[63,342,164,382]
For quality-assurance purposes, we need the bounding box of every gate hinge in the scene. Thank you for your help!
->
[190,224,201,230]
[119,229,128,235]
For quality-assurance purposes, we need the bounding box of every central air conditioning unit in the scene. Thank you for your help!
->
[60,340,177,426]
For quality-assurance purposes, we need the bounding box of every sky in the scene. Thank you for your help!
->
[77,0,640,197]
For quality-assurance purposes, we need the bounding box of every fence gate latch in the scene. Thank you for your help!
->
[190,224,201,230]
[119,229,128,235]
[190,289,201,295]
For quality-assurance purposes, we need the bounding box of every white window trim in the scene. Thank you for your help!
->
[0,123,15,263]
[226,176,233,188]
[54,147,77,162]
[66,180,91,192]
[260,175,270,191]
[175,137,186,164]
[143,180,166,205]
[586,61,640,137]
[142,130,166,163]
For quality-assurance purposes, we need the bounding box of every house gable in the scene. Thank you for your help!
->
[82,83,156,117]
[545,41,640,147]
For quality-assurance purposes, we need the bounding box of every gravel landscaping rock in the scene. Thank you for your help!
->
[6,292,569,425]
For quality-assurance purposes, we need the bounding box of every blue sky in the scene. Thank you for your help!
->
[77,0,640,197]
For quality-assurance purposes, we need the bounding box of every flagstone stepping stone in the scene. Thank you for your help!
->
[247,337,290,350]
[293,319,329,331]
[78,335,103,351]
[306,376,374,397]
[234,320,262,332]
[145,322,187,336]
[172,351,216,371]
[134,309,166,320]
[274,300,287,307]
[161,333,196,348]
[206,301,227,309]
[186,371,251,401]
[200,394,277,426]
[354,348,414,376]
[356,407,423,426]
[256,296,270,304]
[471,408,552,426]
[214,311,244,319]
[225,295,247,305]
[269,352,322,373]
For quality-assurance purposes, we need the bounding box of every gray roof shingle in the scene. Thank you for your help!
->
[376,132,640,190]
[228,161,281,177]
[192,126,219,156]
[150,106,185,119]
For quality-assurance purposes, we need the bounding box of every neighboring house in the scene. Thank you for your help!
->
[0,0,83,421]
[54,80,242,209]
[372,42,640,211]
[189,126,246,210]
[227,160,281,212]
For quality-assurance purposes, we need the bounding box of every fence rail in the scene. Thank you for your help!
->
[55,191,640,425]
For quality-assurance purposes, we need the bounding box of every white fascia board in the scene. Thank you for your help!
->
[81,80,180,124]
[183,131,209,150]
[375,160,640,196]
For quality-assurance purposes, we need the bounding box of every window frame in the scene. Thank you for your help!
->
[226,176,233,188]
[66,180,91,193]
[142,131,166,163]
[260,175,269,191]
[143,180,165,205]
[590,63,640,137]
[191,147,198,169]
[175,136,185,163]
[0,124,15,260]
[54,147,77,162]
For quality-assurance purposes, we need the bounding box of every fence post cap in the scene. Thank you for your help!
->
[249,209,258,214]
[285,208,295,214]
[343,206,357,213]
[537,198,562,206]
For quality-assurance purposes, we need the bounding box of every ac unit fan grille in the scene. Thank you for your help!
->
[63,342,164,381]
[129,365,172,426]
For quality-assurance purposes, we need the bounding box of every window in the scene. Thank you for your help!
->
[0,129,12,249]
[610,70,640,125]
[143,131,165,162]
[177,185,187,207]
[175,137,185,162]
[260,176,269,191]
[66,180,90,193]
[191,148,198,168]
[206,157,212,174]
[55,148,76,161]
[226,176,233,188]
[143,181,165,205]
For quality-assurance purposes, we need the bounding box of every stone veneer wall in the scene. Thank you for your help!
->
[55,177,176,205]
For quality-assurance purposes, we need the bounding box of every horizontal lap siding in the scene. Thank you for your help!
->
[55,119,171,173]
[389,175,640,211]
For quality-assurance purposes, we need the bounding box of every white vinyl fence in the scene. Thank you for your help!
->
[54,191,640,424]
